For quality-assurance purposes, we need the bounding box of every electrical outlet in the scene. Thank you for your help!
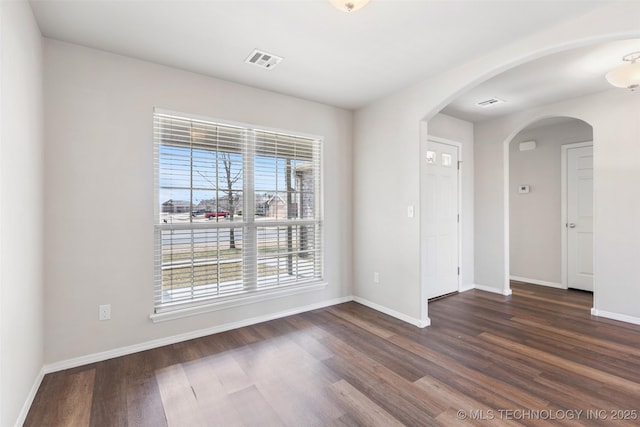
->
[373,272,380,283]
[99,304,111,321]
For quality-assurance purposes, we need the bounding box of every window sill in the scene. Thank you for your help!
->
[149,281,328,323]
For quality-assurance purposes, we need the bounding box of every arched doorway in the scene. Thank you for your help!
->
[419,35,640,326]
[505,117,594,306]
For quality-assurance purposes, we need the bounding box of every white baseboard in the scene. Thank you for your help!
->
[510,275,564,289]
[591,308,640,326]
[44,296,353,374]
[14,367,45,427]
[353,296,430,328]
[43,293,433,374]
[473,284,512,296]
[458,283,475,293]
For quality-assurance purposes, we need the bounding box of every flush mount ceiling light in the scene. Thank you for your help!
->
[330,0,370,13]
[606,51,640,91]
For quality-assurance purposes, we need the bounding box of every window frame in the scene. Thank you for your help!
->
[151,108,325,322]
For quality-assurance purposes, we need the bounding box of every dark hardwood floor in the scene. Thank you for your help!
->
[25,282,640,426]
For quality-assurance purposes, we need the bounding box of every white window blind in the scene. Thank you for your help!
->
[154,110,323,313]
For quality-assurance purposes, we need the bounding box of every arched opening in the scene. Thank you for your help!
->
[421,36,640,325]
[505,117,594,310]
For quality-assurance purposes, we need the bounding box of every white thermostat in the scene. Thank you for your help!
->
[518,185,530,194]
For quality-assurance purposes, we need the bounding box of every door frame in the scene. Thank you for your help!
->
[423,136,462,300]
[560,141,594,290]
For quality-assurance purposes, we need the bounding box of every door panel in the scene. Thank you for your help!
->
[425,236,436,277]
[567,145,593,291]
[425,141,459,299]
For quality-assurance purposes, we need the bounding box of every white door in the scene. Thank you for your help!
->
[425,141,459,299]
[567,145,594,291]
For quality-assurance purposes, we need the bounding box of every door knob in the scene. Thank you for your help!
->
[568,223,576,228]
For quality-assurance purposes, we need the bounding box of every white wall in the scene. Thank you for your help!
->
[509,120,592,285]
[43,39,353,365]
[353,97,422,323]
[475,89,640,321]
[0,2,44,426]
[353,2,640,325]
[426,114,474,292]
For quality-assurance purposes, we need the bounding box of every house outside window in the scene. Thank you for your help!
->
[153,109,323,315]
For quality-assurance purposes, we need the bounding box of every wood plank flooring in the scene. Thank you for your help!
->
[25,282,640,426]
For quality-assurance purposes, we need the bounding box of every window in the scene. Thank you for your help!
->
[426,150,436,164]
[154,110,323,314]
[442,153,452,167]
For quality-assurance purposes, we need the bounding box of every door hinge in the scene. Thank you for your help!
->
[457,267,460,275]
[457,214,460,223]
[457,161,462,170]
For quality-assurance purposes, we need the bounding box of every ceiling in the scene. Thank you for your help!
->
[442,38,640,122]
[29,0,613,112]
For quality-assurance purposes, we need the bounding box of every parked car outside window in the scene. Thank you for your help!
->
[204,211,229,219]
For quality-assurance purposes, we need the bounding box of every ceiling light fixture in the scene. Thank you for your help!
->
[606,51,640,91]
[330,0,370,13]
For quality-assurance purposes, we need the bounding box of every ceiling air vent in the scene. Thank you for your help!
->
[245,49,283,70]
[475,97,505,108]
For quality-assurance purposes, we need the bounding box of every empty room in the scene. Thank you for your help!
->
[2,0,640,426]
